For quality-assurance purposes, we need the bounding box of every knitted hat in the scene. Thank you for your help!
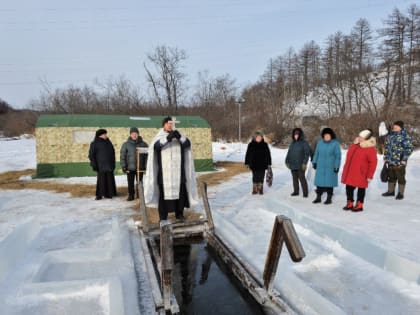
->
[359,129,372,140]
[393,120,404,129]
[95,129,107,137]
[129,127,139,134]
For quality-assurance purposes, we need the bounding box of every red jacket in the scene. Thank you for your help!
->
[341,137,378,188]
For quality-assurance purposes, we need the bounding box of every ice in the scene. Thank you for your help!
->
[0,219,41,281]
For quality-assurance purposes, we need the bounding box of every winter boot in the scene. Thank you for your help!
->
[342,200,354,211]
[127,194,134,201]
[395,184,405,200]
[252,183,258,195]
[291,192,299,196]
[352,201,364,212]
[324,195,332,204]
[312,190,322,204]
[258,183,264,195]
[382,182,396,197]
[324,189,333,205]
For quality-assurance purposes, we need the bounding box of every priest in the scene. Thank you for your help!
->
[144,116,198,221]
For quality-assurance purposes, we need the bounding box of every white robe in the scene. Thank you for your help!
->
[144,128,199,209]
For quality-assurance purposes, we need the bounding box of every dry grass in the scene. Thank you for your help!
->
[0,162,248,225]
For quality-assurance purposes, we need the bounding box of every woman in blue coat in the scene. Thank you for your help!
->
[312,128,341,204]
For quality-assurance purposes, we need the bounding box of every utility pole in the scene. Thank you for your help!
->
[236,97,245,152]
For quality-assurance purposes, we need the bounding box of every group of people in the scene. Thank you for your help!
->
[88,116,197,221]
[244,120,414,212]
[88,117,413,221]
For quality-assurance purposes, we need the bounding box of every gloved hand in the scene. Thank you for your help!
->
[167,131,175,142]
[334,168,339,173]
[173,130,181,139]
[92,166,98,172]
[302,164,307,171]
[286,163,290,169]
[122,167,128,173]
[312,163,317,170]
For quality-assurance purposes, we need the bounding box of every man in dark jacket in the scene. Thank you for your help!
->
[120,127,148,201]
[89,129,117,200]
[382,120,414,200]
[245,131,272,195]
[285,128,311,197]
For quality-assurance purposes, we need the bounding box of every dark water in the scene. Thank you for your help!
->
[172,242,265,315]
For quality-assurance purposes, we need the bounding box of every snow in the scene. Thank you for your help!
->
[1,137,420,314]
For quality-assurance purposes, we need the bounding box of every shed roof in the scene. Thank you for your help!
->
[36,114,210,128]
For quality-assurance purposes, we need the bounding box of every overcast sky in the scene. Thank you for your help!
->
[0,0,414,108]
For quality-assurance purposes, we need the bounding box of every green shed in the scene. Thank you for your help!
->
[35,114,213,178]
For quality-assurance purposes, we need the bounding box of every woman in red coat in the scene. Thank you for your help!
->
[341,129,378,212]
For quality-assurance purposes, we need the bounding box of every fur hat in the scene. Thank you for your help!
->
[321,127,336,139]
[359,129,372,140]
[254,130,263,137]
[129,127,139,134]
[95,129,107,138]
[393,120,404,129]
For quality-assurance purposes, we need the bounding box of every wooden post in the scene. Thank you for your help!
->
[138,182,149,233]
[136,147,148,198]
[263,215,305,291]
[282,217,306,263]
[137,229,164,311]
[160,220,178,313]
[199,181,214,231]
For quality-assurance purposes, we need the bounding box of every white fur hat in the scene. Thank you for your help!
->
[359,129,372,139]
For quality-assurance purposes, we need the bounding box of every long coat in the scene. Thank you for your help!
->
[88,137,116,173]
[285,128,311,170]
[144,129,198,208]
[245,139,272,171]
[120,136,148,171]
[312,138,341,187]
[341,137,378,188]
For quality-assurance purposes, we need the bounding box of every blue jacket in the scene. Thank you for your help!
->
[384,130,414,166]
[312,138,341,187]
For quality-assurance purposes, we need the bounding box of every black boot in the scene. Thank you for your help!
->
[312,193,322,203]
[127,194,134,201]
[324,188,333,204]
[312,188,322,203]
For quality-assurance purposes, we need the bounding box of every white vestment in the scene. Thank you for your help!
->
[143,129,198,209]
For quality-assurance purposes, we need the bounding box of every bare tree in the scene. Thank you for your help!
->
[405,4,420,102]
[144,45,187,112]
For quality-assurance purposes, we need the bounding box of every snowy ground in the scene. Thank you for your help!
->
[1,137,420,314]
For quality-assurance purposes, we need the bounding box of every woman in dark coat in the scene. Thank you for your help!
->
[285,128,311,197]
[245,131,272,195]
[341,129,378,212]
[89,129,117,200]
[312,127,341,204]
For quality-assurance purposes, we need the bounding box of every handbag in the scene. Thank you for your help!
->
[380,162,389,183]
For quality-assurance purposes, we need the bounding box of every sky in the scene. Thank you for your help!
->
[0,0,414,108]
